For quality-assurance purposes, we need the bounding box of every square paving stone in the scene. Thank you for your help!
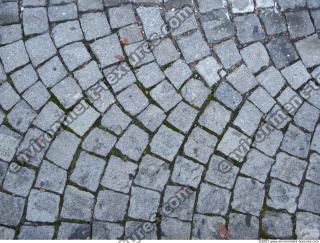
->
[296,212,320,239]
[184,126,218,164]
[119,24,143,45]
[0,160,8,184]
[61,185,95,221]
[125,220,157,240]
[233,101,263,136]
[165,8,198,36]
[82,128,117,156]
[26,33,57,67]
[282,61,311,90]
[35,160,67,194]
[18,225,55,240]
[181,79,210,108]
[109,4,136,29]
[197,183,231,216]
[101,155,138,193]
[259,9,287,35]
[266,36,299,69]
[80,13,111,41]
[160,217,191,240]
[199,101,231,135]
[192,214,225,239]
[271,152,308,185]
[176,31,210,64]
[277,87,302,115]
[214,39,241,69]
[101,104,131,135]
[253,123,283,156]
[226,64,258,94]
[172,156,204,188]
[10,64,38,93]
[137,6,164,39]
[278,0,306,9]
[37,56,67,88]
[86,82,114,113]
[198,0,227,13]
[228,213,259,239]
[167,102,198,134]
[0,63,6,84]
[162,185,196,221]
[196,56,221,87]
[217,127,252,162]
[23,7,48,35]
[0,227,14,240]
[78,0,104,12]
[0,125,22,162]
[215,81,243,110]
[51,76,83,109]
[57,222,91,240]
[134,154,170,192]
[74,61,103,90]
[152,38,180,67]
[311,10,320,31]
[22,81,51,110]
[267,179,300,213]
[70,151,106,192]
[234,14,265,44]
[231,177,265,216]
[295,34,320,68]
[301,81,320,109]
[241,149,274,183]
[3,164,35,197]
[48,3,78,22]
[294,102,320,132]
[60,42,91,71]
[67,102,100,136]
[26,190,60,223]
[286,10,314,39]
[151,80,182,112]
[124,40,155,68]
[299,182,320,214]
[52,20,84,48]
[0,82,21,111]
[164,59,192,89]
[94,189,129,222]
[230,0,254,13]
[92,221,123,240]
[0,40,29,73]
[0,192,25,226]
[199,9,234,42]
[256,66,285,97]
[46,130,81,170]
[136,62,165,88]
[281,124,312,159]
[104,63,136,92]
[262,211,293,238]
[240,42,270,73]
[137,104,166,132]
[312,125,320,154]
[128,186,161,221]
[0,2,19,25]
[205,155,239,189]
[308,0,320,8]
[90,34,123,68]
[150,125,184,161]
[306,153,320,184]
[248,87,276,113]
[115,124,149,161]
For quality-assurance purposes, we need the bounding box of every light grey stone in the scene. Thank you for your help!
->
[26,190,60,223]
[271,152,307,185]
[137,104,166,132]
[231,177,265,216]
[125,221,157,240]
[295,34,320,68]
[150,125,184,161]
[234,14,265,44]
[104,63,136,92]
[52,20,83,48]
[181,79,210,108]
[22,82,50,110]
[86,82,115,113]
[75,61,103,90]
[198,0,227,13]
[299,182,320,214]
[119,24,143,45]
[164,59,192,89]
[0,125,22,162]
[249,87,276,113]
[230,0,254,13]
[71,152,106,192]
[0,227,15,240]
[196,56,221,87]
[262,211,293,238]
[294,102,320,132]
[101,156,137,193]
[0,2,19,25]
[281,61,311,90]
[11,64,38,93]
[23,7,48,35]
[116,124,149,161]
[306,153,320,184]
[136,62,165,88]
[0,82,20,111]
[214,82,243,111]
[296,212,320,239]
[214,39,241,69]
[192,214,225,239]
[229,213,259,239]
[18,225,55,240]
[240,42,270,73]
[160,217,191,240]
[101,104,131,135]
[78,0,104,12]
[137,6,164,39]
[256,66,285,97]
[60,42,91,71]
[92,221,124,240]
[166,7,197,36]
[57,223,90,240]
[0,192,25,226]
[109,4,136,29]
[48,3,78,22]
[152,38,180,66]
[80,13,111,41]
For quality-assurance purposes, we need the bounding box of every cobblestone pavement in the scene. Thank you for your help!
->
[0,0,320,240]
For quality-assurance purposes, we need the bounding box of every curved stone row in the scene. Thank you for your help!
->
[0,0,320,240]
